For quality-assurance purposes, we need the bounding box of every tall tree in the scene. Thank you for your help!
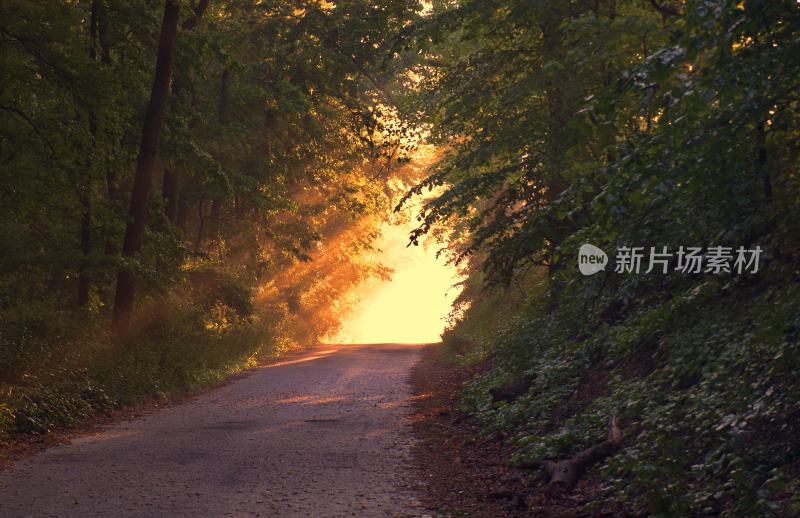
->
[112,0,180,332]
[77,0,101,307]
[162,0,210,226]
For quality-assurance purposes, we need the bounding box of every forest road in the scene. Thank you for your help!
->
[0,343,427,517]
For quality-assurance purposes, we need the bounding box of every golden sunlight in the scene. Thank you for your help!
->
[330,216,462,345]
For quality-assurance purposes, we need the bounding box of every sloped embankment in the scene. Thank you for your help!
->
[433,280,800,516]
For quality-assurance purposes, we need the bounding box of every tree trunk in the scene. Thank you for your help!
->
[161,0,208,225]
[162,167,179,224]
[757,121,772,205]
[98,1,117,257]
[234,195,245,219]
[209,197,221,240]
[194,200,206,252]
[78,192,92,307]
[177,194,188,230]
[78,0,100,308]
[112,0,179,333]
[104,167,119,256]
[98,1,112,65]
[208,68,230,241]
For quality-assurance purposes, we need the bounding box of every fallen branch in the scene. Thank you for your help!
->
[520,417,622,495]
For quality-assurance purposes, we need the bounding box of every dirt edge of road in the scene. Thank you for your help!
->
[408,344,535,517]
[408,344,626,518]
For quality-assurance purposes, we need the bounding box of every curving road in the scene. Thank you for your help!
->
[0,344,425,517]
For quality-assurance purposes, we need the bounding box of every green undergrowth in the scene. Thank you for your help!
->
[441,267,547,367]
[448,272,800,517]
[0,271,290,437]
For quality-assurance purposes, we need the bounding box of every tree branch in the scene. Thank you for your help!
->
[182,0,210,30]
[648,0,681,17]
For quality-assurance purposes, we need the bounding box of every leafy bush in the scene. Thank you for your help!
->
[0,269,277,436]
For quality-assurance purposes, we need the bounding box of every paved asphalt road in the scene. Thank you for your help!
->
[0,343,426,517]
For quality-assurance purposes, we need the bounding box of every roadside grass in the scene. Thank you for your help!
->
[0,263,300,438]
[0,302,284,436]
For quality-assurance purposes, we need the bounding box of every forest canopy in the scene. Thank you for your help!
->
[407,0,800,515]
[0,0,422,431]
[1,0,799,515]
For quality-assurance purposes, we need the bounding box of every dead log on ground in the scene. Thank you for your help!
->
[520,417,622,494]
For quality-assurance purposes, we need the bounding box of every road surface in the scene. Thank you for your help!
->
[0,343,426,517]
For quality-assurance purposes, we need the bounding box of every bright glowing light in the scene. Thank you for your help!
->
[330,216,462,344]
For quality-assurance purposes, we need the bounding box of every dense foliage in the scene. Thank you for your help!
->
[410,0,800,515]
[2,0,799,515]
[0,0,420,433]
